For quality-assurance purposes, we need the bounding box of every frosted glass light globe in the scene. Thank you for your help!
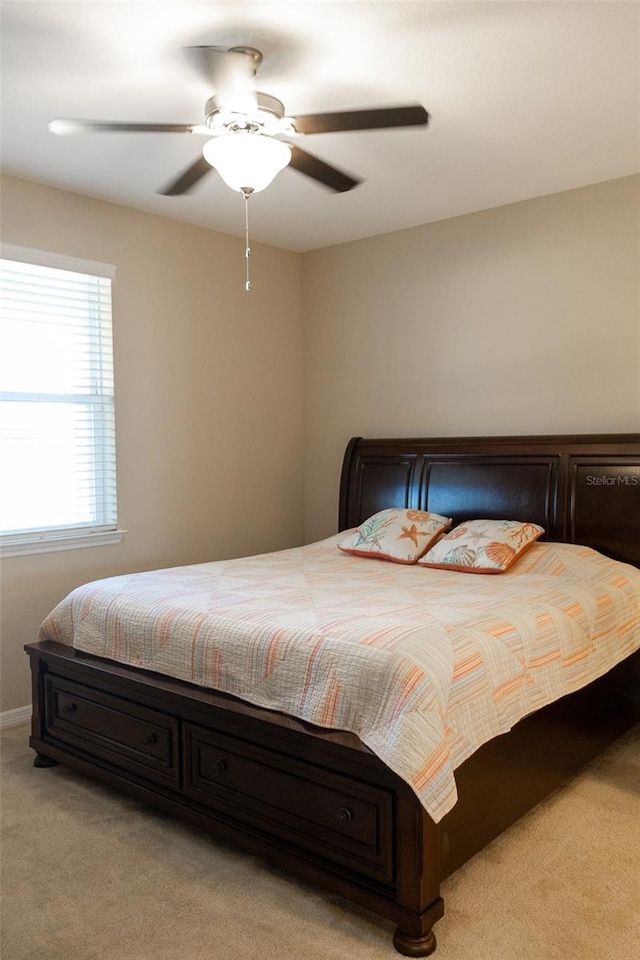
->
[203,132,291,193]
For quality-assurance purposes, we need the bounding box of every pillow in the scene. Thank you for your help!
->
[418,519,544,573]
[338,508,452,564]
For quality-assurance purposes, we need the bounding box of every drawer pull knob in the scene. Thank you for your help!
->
[144,733,158,746]
[212,759,227,775]
[335,807,353,825]
[63,702,77,714]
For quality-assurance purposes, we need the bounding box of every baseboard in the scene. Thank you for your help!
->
[0,705,31,729]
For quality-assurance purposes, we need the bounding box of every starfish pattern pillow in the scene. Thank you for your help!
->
[338,508,452,564]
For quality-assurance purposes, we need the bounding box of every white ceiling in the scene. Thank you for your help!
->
[1,1,638,252]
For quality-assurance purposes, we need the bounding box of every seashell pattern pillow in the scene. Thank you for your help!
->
[338,508,452,564]
[418,519,544,573]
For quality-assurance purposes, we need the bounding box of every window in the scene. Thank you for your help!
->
[0,245,123,556]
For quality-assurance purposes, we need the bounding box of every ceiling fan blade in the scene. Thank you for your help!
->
[292,105,429,135]
[184,45,259,113]
[288,146,361,193]
[49,119,195,135]
[159,156,213,196]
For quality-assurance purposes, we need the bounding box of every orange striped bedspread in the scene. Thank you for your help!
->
[39,536,640,822]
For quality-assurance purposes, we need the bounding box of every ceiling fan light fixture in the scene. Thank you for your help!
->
[202,132,291,194]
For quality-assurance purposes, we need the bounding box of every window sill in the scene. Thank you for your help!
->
[1,528,127,558]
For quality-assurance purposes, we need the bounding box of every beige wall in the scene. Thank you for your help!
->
[301,176,640,542]
[2,173,639,712]
[1,174,304,712]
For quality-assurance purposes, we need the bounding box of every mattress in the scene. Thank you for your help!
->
[39,535,640,822]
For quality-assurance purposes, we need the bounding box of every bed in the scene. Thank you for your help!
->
[26,433,640,957]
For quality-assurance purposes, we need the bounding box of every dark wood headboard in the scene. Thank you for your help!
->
[339,434,640,568]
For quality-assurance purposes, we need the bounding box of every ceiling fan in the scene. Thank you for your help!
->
[48,45,430,198]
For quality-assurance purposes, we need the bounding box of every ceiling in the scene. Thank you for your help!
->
[1,1,638,252]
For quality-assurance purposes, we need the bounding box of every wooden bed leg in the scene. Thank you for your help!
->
[393,927,437,957]
[392,895,444,957]
[33,753,60,768]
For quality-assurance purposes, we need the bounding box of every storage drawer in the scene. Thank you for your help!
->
[184,722,395,885]
[44,673,180,788]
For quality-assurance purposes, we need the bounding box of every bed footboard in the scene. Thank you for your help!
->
[26,640,444,957]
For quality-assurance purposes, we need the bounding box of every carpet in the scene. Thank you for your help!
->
[1,722,638,960]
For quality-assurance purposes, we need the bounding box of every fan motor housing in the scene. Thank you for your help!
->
[205,92,286,131]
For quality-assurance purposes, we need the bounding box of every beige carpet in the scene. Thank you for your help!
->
[1,722,639,960]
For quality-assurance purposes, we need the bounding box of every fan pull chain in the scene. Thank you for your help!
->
[243,189,251,292]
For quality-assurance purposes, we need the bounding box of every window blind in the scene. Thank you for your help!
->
[0,249,118,548]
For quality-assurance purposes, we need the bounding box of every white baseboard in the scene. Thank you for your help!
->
[0,705,31,729]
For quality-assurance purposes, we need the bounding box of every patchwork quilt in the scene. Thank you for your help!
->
[39,536,640,822]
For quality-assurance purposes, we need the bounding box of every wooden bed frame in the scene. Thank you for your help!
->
[26,434,640,957]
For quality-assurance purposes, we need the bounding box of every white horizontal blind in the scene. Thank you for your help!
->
[0,249,118,545]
